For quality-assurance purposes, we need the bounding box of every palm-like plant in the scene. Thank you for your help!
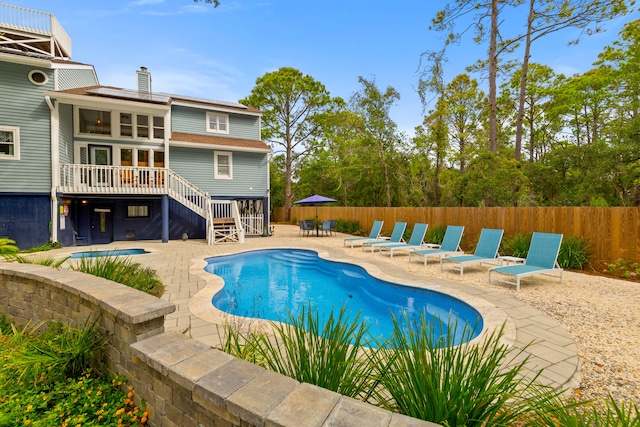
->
[0,237,18,256]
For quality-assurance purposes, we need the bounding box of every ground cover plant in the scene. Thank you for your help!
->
[72,256,164,297]
[220,306,639,426]
[0,316,147,426]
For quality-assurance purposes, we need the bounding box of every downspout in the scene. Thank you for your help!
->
[45,95,59,244]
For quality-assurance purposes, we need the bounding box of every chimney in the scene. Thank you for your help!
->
[136,66,151,93]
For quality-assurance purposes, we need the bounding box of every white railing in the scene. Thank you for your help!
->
[166,170,209,218]
[0,3,72,57]
[208,200,245,244]
[59,164,167,195]
[241,215,264,236]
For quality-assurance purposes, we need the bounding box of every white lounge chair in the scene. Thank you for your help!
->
[377,223,428,257]
[362,222,407,252]
[343,220,384,248]
[408,225,464,266]
[440,228,504,276]
[488,232,563,291]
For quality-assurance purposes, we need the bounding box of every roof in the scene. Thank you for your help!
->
[52,85,260,113]
[170,132,270,152]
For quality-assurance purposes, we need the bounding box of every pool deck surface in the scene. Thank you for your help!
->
[52,225,580,392]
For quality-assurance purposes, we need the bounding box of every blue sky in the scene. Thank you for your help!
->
[9,1,639,135]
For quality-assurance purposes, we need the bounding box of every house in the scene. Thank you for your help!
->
[0,3,271,249]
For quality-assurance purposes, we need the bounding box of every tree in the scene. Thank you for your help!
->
[193,0,220,6]
[240,67,343,221]
[425,0,522,153]
[512,0,633,160]
[349,77,404,207]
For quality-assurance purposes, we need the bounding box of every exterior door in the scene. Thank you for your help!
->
[91,207,113,244]
[89,145,112,186]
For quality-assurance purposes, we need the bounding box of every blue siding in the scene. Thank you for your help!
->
[0,61,53,192]
[171,105,260,140]
[59,103,74,163]
[169,147,268,198]
[57,68,98,89]
[0,194,51,249]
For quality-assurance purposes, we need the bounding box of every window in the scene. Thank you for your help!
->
[28,70,49,86]
[138,150,149,166]
[127,205,150,218]
[153,151,165,167]
[0,126,20,160]
[137,114,149,138]
[153,116,164,139]
[79,109,111,135]
[214,151,232,179]
[206,112,229,134]
[120,113,133,137]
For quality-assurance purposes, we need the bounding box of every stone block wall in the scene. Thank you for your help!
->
[0,263,439,427]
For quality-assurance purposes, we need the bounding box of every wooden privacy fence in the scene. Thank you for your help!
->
[275,206,640,265]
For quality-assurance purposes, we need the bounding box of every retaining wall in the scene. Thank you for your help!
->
[0,263,438,427]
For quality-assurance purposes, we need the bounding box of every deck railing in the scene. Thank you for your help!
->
[0,3,72,57]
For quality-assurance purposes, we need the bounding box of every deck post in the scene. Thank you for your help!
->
[161,195,169,243]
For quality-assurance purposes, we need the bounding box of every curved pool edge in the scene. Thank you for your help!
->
[188,247,517,350]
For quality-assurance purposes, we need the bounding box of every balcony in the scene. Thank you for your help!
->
[59,165,167,195]
[0,4,72,59]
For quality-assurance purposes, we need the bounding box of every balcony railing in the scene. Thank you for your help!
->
[59,165,168,195]
[0,3,72,58]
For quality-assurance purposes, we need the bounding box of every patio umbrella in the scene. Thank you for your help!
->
[293,194,337,222]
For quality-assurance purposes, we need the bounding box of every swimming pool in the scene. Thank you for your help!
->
[70,248,149,258]
[205,249,483,345]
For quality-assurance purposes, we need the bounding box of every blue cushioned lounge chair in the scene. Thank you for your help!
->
[408,225,464,266]
[343,220,384,248]
[440,228,504,276]
[488,232,563,291]
[362,222,407,252]
[377,223,428,257]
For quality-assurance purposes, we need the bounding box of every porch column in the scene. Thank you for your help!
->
[161,195,169,243]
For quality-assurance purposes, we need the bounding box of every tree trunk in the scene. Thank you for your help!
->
[488,0,499,152]
[515,0,535,161]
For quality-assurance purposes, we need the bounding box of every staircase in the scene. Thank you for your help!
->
[166,170,244,244]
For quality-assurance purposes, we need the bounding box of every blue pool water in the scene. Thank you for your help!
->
[70,248,149,258]
[205,249,483,345]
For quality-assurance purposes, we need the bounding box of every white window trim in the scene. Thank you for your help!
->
[214,151,233,180]
[28,70,49,86]
[0,126,20,160]
[74,107,164,141]
[206,112,229,134]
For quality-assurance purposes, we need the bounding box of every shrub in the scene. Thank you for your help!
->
[603,258,640,280]
[222,304,377,399]
[19,240,62,253]
[4,254,69,270]
[72,256,164,297]
[557,236,592,269]
[335,219,361,235]
[501,233,532,258]
[0,317,147,426]
[373,313,570,426]
[0,237,18,256]
[425,224,447,245]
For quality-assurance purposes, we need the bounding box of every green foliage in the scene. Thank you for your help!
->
[19,241,62,254]
[335,219,360,234]
[425,224,447,244]
[0,237,18,256]
[223,305,377,399]
[501,233,532,258]
[374,314,569,426]
[526,393,640,426]
[4,254,69,270]
[72,256,164,297]
[603,258,640,280]
[558,236,592,269]
[4,317,109,383]
[0,317,147,426]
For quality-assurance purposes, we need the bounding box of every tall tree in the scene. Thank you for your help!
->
[425,0,522,153]
[240,67,343,221]
[350,77,403,207]
[513,0,633,160]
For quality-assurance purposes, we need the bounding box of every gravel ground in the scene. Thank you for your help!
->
[284,225,640,406]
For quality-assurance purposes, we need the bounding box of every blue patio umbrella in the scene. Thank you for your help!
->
[294,194,337,222]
